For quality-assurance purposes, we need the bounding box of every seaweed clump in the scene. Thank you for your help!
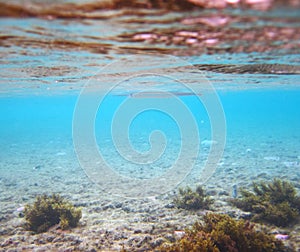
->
[160,213,286,252]
[24,194,82,233]
[173,185,213,210]
[232,179,300,227]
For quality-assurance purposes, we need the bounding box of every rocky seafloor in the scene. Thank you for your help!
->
[1,163,300,251]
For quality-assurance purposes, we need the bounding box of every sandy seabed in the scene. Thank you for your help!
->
[1,137,300,251]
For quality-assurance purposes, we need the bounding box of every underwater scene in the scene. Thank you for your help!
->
[1,0,300,251]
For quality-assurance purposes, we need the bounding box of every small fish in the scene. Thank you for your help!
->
[33,165,42,170]
[232,184,238,198]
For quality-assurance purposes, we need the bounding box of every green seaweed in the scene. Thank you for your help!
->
[24,194,82,233]
[232,179,300,227]
[173,185,213,210]
[159,213,286,252]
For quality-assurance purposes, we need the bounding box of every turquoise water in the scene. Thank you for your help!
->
[1,81,300,197]
[1,2,300,250]
[1,19,300,198]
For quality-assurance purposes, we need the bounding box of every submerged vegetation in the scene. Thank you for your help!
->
[231,179,300,227]
[173,185,213,210]
[24,194,82,233]
[159,213,286,252]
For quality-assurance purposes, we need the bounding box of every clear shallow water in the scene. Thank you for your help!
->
[1,40,300,199]
[1,79,300,196]
[1,3,300,250]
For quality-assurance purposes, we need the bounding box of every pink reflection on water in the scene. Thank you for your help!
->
[245,0,273,10]
[182,16,230,27]
[187,0,273,9]
[226,0,240,3]
[176,31,198,37]
[133,33,158,41]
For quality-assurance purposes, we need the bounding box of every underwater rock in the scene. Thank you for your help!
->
[150,237,165,248]
[206,189,218,196]
[218,190,230,196]
[275,234,289,240]
[164,203,175,208]
[16,206,25,212]
[174,230,185,239]
[264,156,280,161]
[282,161,300,168]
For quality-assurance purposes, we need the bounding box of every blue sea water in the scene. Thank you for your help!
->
[1,75,300,199]
[0,5,300,242]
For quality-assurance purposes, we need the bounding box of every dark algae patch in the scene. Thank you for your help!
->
[159,213,287,252]
[231,179,300,227]
[24,194,82,233]
[173,185,214,210]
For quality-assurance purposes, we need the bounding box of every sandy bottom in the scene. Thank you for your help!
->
[0,135,300,251]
